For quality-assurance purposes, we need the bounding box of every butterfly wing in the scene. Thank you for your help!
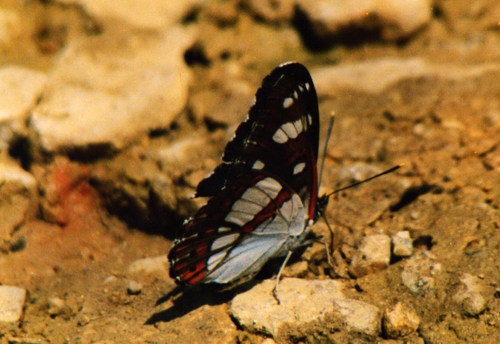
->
[169,172,308,286]
[169,62,320,287]
[195,62,320,220]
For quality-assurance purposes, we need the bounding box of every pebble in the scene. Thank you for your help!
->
[383,302,421,338]
[230,278,346,337]
[127,255,168,275]
[453,273,487,316]
[392,231,414,257]
[0,285,26,323]
[350,234,391,277]
[47,297,69,317]
[127,280,143,295]
[401,251,441,294]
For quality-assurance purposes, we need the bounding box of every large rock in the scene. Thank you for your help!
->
[58,0,202,29]
[31,28,192,153]
[0,66,47,152]
[230,278,346,337]
[0,160,37,240]
[296,0,433,44]
[312,58,500,95]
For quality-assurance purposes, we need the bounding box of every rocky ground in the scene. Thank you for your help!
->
[0,0,499,343]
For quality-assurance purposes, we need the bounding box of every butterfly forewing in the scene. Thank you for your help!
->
[195,63,320,218]
[169,62,321,288]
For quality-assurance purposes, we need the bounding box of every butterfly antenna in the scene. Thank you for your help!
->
[326,164,403,197]
[318,112,336,189]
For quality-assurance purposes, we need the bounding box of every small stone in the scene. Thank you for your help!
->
[0,285,26,323]
[47,297,69,317]
[350,234,391,277]
[127,255,168,275]
[127,280,143,295]
[401,251,441,294]
[392,231,414,257]
[453,273,487,316]
[333,298,381,337]
[230,278,346,337]
[383,302,421,338]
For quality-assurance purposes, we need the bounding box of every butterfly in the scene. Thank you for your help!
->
[168,62,331,293]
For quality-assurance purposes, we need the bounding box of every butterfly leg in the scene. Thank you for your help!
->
[273,250,293,305]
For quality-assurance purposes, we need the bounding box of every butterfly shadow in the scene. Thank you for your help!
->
[145,282,256,324]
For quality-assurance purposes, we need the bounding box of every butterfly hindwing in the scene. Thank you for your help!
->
[169,171,307,286]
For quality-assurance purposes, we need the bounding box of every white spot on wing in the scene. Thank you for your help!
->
[293,90,298,99]
[218,226,232,232]
[307,114,312,125]
[283,97,294,108]
[305,82,310,91]
[232,199,263,215]
[293,119,303,134]
[272,128,288,143]
[211,233,240,251]
[207,250,226,270]
[256,178,282,199]
[293,162,306,175]
[281,122,298,139]
[241,186,271,207]
[252,160,265,170]
[225,211,254,227]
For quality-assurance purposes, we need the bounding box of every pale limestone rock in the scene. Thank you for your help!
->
[58,0,202,29]
[296,0,432,42]
[333,298,381,336]
[31,28,192,153]
[453,273,487,316]
[0,160,37,240]
[350,234,391,277]
[0,285,26,323]
[230,278,346,337]
[392,231,414,257]
[401,251,441,294]
[0,66,47,151]
[383,302,421,338]
[312,58,500,95]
